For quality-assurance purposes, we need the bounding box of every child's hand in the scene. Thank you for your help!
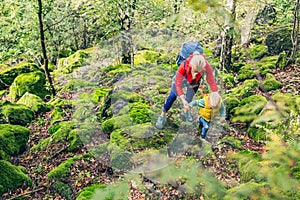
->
[220,118,226,123]
[184,106,189,113]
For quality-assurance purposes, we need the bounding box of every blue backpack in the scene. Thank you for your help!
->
[176,41,204,67]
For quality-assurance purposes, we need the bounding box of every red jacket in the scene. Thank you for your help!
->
[175,55,218,96]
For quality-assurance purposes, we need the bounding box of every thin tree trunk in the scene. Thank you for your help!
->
[220,0,237,71]
[38,0,55,96]
[289,0,299,64]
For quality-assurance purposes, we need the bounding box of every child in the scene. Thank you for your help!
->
[184,92,226,139]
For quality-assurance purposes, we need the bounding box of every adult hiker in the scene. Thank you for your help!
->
[156,50,219,129]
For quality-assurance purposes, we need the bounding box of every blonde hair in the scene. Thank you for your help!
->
[209,92,221,108]
[190,51,206,72]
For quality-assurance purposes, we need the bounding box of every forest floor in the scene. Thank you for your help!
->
[3,63,299,200]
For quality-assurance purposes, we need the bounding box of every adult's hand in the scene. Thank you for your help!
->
[180,95,190,112]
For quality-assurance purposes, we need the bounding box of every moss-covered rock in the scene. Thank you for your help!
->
[134,50,160,65]
[107,143,133,171]
[0,62,39,90]
[104,64,132,76]
[17,92,50,114]
[229,79,259,100]
[0,160,32,196]
[276,51,287,70]
[110,123,173,151]
[248,44,269,59]
[101,114,134,133]
[51,181,74,200]
[271,92,299,114]
[232,95,267,123]
[236,64,257,81]
[76,184,106,200]
[224,182,268,200]
[218,136,242,149]
[260,73,282,91]
[0,124,30,160]
[224,96,240,117]
[49,98,76,124]
[0,90,8,97]
[229,150,263,182]
[57,48,93,74]
[129,102,152,124]
[31,121,76,151]
[48,155,88,180]
[266,27,292,55]
[1,103,34,125]
[9,71,50,101]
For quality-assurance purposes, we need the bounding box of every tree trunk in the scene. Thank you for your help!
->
[220,0,237,71]
[289,0,299,64]
[38,0,55,96]
[120,0,136,65]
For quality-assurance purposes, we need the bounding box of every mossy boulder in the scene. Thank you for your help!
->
[57,48,93,73]
[51,181,74,200]
[229,79,259,99]
[76,184,106,200]
[104,64,132,76]
[134,50,160,65]
[48,155,88,180]
[236,64,257,81]
[260,73,282,92]
[248,44,269,59]
[1,103,34,125]
[107,143,133,171]
[31,121,77,152]
[110,123,173,150]
[17,92,50,113]
[276,51,287,70]
[0,124,31,160]
[271,92,299,114]
[0,62,39,90]
[101,114,134,133]
[224,182,268,200]
[224,96,240,117]
[49,98,76,124]
[9,71,49,101]
[266,27,292,55]
[218,136,242,149]
[0,160,32,196]
[232,95,267,123]
[229,150,263,182]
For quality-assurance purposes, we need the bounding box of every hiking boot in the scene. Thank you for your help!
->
[156,116,166,129]
[183,112,193,122]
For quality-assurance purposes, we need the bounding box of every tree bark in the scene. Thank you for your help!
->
[38,0,56,96]
[289,0,299,64]
[220,0,237,71]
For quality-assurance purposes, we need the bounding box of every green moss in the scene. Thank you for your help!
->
[247,125,267,141]
[48,155,85,180]
[232,95,267,123]
[107,143,133,171]
[101,114,136,133]
[31,121,75,151]
[236,64,257,81]
[0,160,32,196]
[276,52,287,70]
[224,182,267,200]
[1,103,34,125]
[0,90,8,97]
[0,124,30,160]
[248,44,269,59]
[218,136,242,149]
[9,71,50,101]
[272,92,298,114]
[63,79,98,92]
[51,181,74,200]
[76,184,106,200]
[0,62,39,90]
[129,102,152,124]
[57,49,91,73]
[230,150,263,182]
[225,96,240,117]
[68,129,83,152]
[111,90,144,103]
[111,123,173,150]
[260,73,282,91]
[134,50,160,65]
[17,92,50,113]
[49,99,76,124]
